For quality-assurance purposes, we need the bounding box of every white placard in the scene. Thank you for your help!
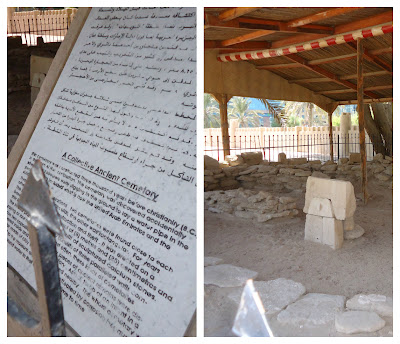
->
[7,7,196,337]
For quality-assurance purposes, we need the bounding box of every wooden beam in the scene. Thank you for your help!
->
[271,10,393,49]
[289,70,390,83]
[317,85,392,94]
[287,7,362,28]
[337,97,392,105]
[220,30,275,47]
[204,40,271,50]
[205,13,334,35]
[285,54,380,99]
[308,53,357,65]
[257,62,300,70]
[357,38,367,204]
[334,10,393,34]
[370,47,392,55]
[218,7,262,22]
[347,41,392,73]
[213,93,232,158]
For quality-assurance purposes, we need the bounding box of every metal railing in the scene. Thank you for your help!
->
[205,133,383,163]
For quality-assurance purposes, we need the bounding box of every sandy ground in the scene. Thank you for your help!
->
[204,178,392,336]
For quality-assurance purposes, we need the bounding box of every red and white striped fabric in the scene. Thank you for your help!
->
[217,23,393,62]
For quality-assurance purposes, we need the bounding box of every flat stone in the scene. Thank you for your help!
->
[349,153,361,164]
[322,217,344,249]
[344,224,365,240]
[204,256,223,267]
[307,197,334,217]
[204,264,258,287]
[346,294,393,317]
[304,177,356,220]
[321,164,337,172]
[295,170,312,177]
[241,152,263,166]
[227,278,306,315]
[204,155,220,170]
[226,154,244,167]
[335,311,385,334]
[277,293,346,327]
[278,152,287,163]
[311,171,330,179]
[375,173,390,182]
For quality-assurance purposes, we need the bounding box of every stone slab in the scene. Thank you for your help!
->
[322,217,344,249]
[204,256,223,267]
[204,264,258,287]
[227,278,306,315]
[346,294,393,317]
[344,224,365,240]
[307,197,334,217]
[335,311,385,334]
[304,177,356,220]
[304,214,323,243]
[277,293,346,327]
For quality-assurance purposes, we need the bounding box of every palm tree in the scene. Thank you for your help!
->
[284,101,328,127]
[227,97,261,127]
[204,94,221,128]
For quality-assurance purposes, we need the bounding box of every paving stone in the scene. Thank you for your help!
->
[335,311,385,334]
[344,224,365,240]
[204,256,223,267]
[346,294,393,317]
[204,264,258,287]
[227,278,306,315]
[277,293,346,327]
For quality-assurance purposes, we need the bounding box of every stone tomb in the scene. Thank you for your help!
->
[303,177,356,249]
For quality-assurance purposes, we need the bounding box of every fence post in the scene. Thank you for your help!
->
[337,134,340,161]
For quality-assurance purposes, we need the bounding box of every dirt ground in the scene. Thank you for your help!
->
[204,178,392,336]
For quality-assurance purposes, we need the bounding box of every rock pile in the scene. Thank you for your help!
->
[205,188,298,223]
[204,152,393,192]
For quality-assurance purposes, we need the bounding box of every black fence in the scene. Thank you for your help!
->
[204,133,383,163]
[7,12,73,46]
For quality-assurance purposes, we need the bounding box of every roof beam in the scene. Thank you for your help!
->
[205,40,271,50]
[218,7,262,22]
[337,97,392,105]
[347,41,392,73]
[220,30,275,47]
[334,9,393,34]
[284,54,380,99]
[271,10,393,49]
[257,63,300,70]
[288,70,390,83]
[287,7,362,28]
[317,84,392,94]
[205,13,334,35]
[289,71,388,84]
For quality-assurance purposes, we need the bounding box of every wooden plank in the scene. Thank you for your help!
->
[285,54,380,99]
[271,10,392,49]
[334,10,393,34]
[289,70,390,83]
[337,97,392,105]
[347,41,392,73]
[357,38,368,204]
[221,30,275,47]
[318,85,392,94]
[308,53,357,65]
[205,40,270,50]
[257,62,300,70]
[213,93,232,158]
[218,7,262,22]
[287,7,362,28]
[7,8,91,185]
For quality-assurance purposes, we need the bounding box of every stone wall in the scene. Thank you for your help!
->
[204,152,393,193]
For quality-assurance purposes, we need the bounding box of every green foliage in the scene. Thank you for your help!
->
[283,101,328,127]
[228,97,261,127]
[286,114,302,127]
[204,94,221,128]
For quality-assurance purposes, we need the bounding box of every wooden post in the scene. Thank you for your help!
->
[357,38,367,204]
[213,93,232,159]
[328,112,334,161]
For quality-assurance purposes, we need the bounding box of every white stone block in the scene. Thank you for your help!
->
[343,216,354,231]
[322,217,344,249]
[307,197,334,217]
[304,177,356,220]
[304,214,323,243]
